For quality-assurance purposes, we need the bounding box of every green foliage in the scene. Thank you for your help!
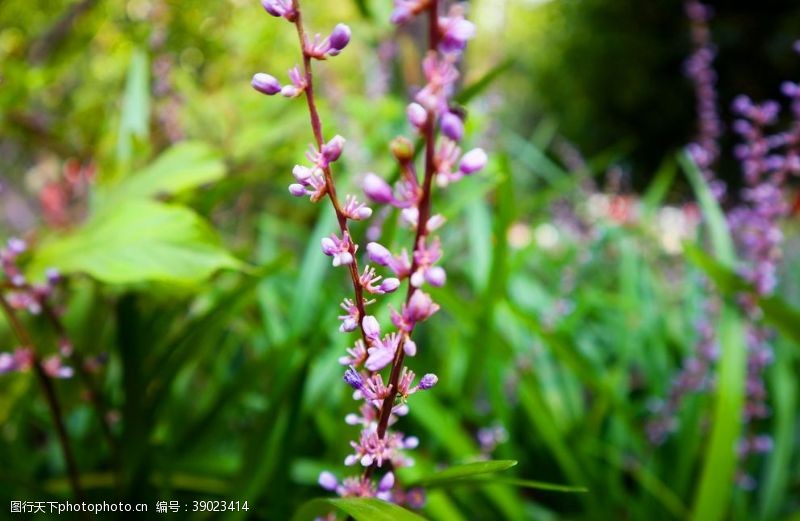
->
[291,498,428,521]
[1,2,800,521]
[27,200,243,285]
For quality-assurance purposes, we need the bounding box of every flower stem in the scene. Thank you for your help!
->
[291,0,370,346]
[369,0,441,473]
[0,293,85,503]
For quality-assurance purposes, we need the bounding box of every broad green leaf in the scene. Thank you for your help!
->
[409,460,518,487]
[98,141,226,208]
[27,201,242,285]
[291,497,427,521]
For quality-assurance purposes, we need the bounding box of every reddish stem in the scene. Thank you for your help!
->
[291,1,370,346]
[0,294,85,504]
[367,0,441,478]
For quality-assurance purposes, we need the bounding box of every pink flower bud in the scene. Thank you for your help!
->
[379,277,400,293]
[363,173,394,204]
[321,237,337,256]
[379,472,395,491]
[404,337,417,356]
[407,102,428,129]
[441,112,464,141]
[406,290,439,322]
[288,184,307,197]
[366,347,394,372]
[354,206,373,220]
[281,85,300,98]
[362,315,381,340]
[339,317,358,333]
[252,73,282,95]
[425,266,446,287]
[329,24,351,52]
[367,242,393,266]
[419,373,438,390]
[318,471,338,491]
[322,135,346,163]
[459,148,487,174]
[293,165,313,182]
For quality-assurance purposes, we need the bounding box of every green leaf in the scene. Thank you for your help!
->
[456,58,514,104]
[290,209,336,335]
[684,243,800,348]
[423,477,588,494]
[27,201,243,285]
[679,151,734,265]
[758,296,800,348]
[682,151,746,521]
[117,49,150,167]
[409,460,518,487]
[642,156,676,214]
[291,498,427,521]
[98,141,226,207]
[682,243,749,294]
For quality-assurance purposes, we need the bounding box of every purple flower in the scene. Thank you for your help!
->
[343,367,364,389]
[365,346,394,372]
[7,238,26,254]
[403,337,417,356]
[45,268,61,285]
[321,233,354,267]
[288,184,307,197]
[363,173,394,204]
[404,290,440,324]
[329,24,351,53]
[321,135,346,164]
[459,148,487,175]
[379,278,400,293]
[362,315,381,341]
[261,0,296,21]
[319,471,338,491]
[440,112,464,142]
[407,102,428,130]
[418,373,438,390]
[425,266,446,287]
[438,7,476,55]
[251,73,282,95]
[366,242,393,266]
[280,66,307,98]
[0,352,15,374]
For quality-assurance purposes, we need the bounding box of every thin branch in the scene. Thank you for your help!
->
[368,0,441,476]
[291,1,370,347]
[0,294,85,504]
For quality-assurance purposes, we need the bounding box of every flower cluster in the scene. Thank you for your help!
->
[651,31,800,489]
[647,1,725,445]
[252,0,485,507]
[684,0,724,198]
[0,238,73,379]
[726,77,800,486]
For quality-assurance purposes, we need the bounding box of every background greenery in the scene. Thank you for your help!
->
[1,0,799,519]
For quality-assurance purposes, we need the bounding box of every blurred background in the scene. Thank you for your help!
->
[1,0,799,519]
